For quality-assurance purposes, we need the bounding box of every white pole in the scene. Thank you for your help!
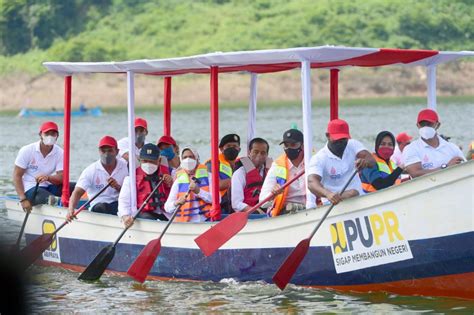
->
[247,73,258,147]
[427,65,437,110]
[127,71,137,214]
[301,61,316,209]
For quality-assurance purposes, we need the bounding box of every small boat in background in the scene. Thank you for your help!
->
[18,105,102,118]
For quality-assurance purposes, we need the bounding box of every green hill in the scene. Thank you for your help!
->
[0,0,473,76]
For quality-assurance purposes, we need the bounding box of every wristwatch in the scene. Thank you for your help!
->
[441,163,448,169]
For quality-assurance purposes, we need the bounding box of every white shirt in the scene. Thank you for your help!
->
[308,139,366,203]
[76,158,129,208]
[14,141,63,191]
[117,137,141,160]
[164,171,213,222]
[402,135,465,169]
[260,158,306,205]
[391,145,403,167]
[231,165,265,212]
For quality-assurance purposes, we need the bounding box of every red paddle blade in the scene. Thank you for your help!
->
[18,233,54,272]
[194,211,249,257]
[127,239,161,283]
[272,238,311,290]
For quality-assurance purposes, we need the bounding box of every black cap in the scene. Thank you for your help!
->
[139,143,160,160]
[280,129,304,145]
[219,134,240,147]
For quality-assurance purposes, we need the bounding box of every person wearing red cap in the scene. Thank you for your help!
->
[308,119,375,205]
[390,132,413,167]
[117,117,149,163]
[157,135,181,175]
[66,136,128,220]
[13,121,68,211]
[403,109,465,178]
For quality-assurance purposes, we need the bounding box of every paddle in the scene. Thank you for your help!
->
[127,178,198,283]
[272,169,359,290]
[18,182,112,272]
[13,182,40,252]
[78,177,165,281]
[195,170,305,257]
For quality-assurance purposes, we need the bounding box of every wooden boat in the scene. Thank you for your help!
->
[6,46,474,300]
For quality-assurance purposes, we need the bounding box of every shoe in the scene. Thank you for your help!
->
[47,195,59,206]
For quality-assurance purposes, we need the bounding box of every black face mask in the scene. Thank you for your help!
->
[223,147,239,161]
[284,147,302,161]
[328,139,348,158]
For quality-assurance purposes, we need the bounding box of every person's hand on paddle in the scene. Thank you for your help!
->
[122,215,134,228]
[107,177,121,191]
[20,197,33,213]
[325,191,342,205]
[175,195,187,206]
[271,184,284,196]
[189,179,200,194]
[162,174,173,187]
[66,208,77,222]
[355,158,371,170]
[447,156,464,167]
[36,174,50,183]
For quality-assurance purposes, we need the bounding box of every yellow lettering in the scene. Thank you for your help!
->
[383,211,404,242]
[330,222,347,254]
[369,214,385,245]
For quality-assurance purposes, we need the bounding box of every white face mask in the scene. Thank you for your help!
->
[42,135,57,146]
[419,126,436,140]
[141,162,158,175]
[181,157,197,171]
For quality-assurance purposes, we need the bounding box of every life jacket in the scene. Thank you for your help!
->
[470,141,474,160]
[238,156,273,207]
[136,157,171,213]
[269,154,291,217]
[175,164,212,222]
[361,153,401,193]
[205,153,233,197]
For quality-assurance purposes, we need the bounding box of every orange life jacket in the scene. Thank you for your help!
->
[269,154,291,217]
[361,153,401,193]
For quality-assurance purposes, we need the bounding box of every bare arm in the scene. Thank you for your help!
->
[68,187,85,212]
[308,174,331,198]
[406,156,464,178]
[13,166,27,200]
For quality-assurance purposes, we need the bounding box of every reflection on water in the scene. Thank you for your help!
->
[1,103,473,312]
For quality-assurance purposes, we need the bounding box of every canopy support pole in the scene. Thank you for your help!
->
[127,71,137,214]
[247,73,258,146]
[301,61,315,209]
[210,66,221,221]
[164,77,172,136]
[427,65,437,110]
[330,69,339,120]
[61,75,72,207]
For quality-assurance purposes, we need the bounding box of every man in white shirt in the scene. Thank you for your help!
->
[391,132,413,167]
[66,136,128,220]
[13,121,66,212]
[403,109,465,178]
[231,138,271,212]
[260,129,306,216]
[117,117,148,163]
[308,119,375,205]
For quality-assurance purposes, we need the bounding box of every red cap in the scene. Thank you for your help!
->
[417,109,439,124]
[157,135,177,146]
[40,121,59,133]
[396,132,413,144]
[134,117,148,130]
[98,136,117,148]
[327,119,351,141]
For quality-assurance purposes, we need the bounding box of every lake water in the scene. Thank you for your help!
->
[1,102,473,312]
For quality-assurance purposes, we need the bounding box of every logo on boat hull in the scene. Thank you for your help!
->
[42,220,61,263]
[329,210,413,273]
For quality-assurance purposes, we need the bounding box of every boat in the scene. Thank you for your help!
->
[18,106,102,117]
[5,46,474,300]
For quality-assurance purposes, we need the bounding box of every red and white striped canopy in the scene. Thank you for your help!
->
[43,46,474,76]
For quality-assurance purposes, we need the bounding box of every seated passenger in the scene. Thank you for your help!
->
[403,109,465,178]
[165,147,213,222]
[205,133,241,214]
[391,132,412,167]
[260,129,306,216]
[13,121,73,211]
[67,136,128,219]
[118,143,173,227]
[157,135,180,177]
[360,131,403,193]
[308,119,375,205]
[231,138,272,212]
[117,117,148,163]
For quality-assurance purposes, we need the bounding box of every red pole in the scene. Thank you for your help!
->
[330,69,339,121]
[61,76,72,207]
[210,66,221,221]
[163,77,172,136]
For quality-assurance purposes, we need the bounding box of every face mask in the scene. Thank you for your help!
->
[181,158,197,171]
[141,162,158,175]
[328,139,348,158]
[377,147,394,161]
[160,146,176,160]
[135,133,146,145]
[42,135,57,146]
[419,126,436,140]
[284,147,302,161]
[223,147,240,161]
[100,153,115,165]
